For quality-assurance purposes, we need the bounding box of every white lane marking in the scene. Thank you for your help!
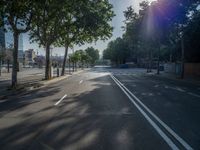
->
[154,84,159,88]
[188,92,200,98]
[110,74,179,150]
[165,85,185,92]
[79,80,83,84]
[111,74,194,150]
[54,94,67,106]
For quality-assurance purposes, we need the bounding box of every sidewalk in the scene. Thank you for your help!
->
[0,68,89,100]
[145,70,200,86]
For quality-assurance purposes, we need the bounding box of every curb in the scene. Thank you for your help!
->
[146,72,200,86]
[41,68,89,85]
[0,69,89,100]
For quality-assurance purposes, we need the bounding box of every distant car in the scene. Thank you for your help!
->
[119,64,129,68]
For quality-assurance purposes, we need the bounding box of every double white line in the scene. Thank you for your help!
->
[110,74,193,150]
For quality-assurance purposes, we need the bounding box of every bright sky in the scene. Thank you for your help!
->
[5,0,155,56]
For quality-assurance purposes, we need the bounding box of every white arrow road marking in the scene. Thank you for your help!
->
[79,80,83,84]
[54,94,67,106]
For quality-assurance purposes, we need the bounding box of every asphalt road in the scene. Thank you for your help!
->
[0,67,199,150]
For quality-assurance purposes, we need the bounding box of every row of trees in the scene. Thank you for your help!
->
[69,47,100,70]
[0,0,114,87]
[103,0,200,75]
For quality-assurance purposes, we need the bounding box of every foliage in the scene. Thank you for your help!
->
[103,37,129,65]
[69,47,99,67]
[56,0,114,75]
[103,0,200,66]
[1,0,34,87]
[184,10,200,62]
[29,0,67,79]
[29,0,114,77]
[57,0,114,47]
[85,47,100,65]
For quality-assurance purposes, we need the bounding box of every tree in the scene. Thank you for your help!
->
[119,0,200,74]
[0,1,4,28]
[0,47,5,76]
[30,0,65,80]
[58,0,114,76]
[69,52,80,71]
[5,48,13,73]
[85,47,100,65]
[184,10,200,62]
[103,38,129,65]
[75,50,91,69]
[2,0,34,87]
[122,2,149,67]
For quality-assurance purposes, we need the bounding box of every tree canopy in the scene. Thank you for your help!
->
[85,47,100,65]
[103,0,200,66]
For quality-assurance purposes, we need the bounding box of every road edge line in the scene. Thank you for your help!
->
[110,74,179,150]
[112,74,193,150]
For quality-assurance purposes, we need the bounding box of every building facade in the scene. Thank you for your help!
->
[18,34,24,63]
[25,49,36,65]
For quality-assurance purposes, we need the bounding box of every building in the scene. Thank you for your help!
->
[18,34,24,63]
[18,34,23,52]
[18,50,24,64]
[25,49,36,65]
[0,27,5,49]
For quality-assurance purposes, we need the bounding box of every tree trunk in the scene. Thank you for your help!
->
[0,57,1,76]
[68,59,71,74]
[181,35,185,79]
[12,32,19,87]
[61,45,68,76]
[73,62,75,72]
[157,42,161,75]
[82,62,84,70]
[45,44,51,80]
[149,49,152,72]
[7,59,10,73]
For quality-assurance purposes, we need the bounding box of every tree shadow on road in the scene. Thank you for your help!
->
[0,75,167,150]
[0,85,61,116]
